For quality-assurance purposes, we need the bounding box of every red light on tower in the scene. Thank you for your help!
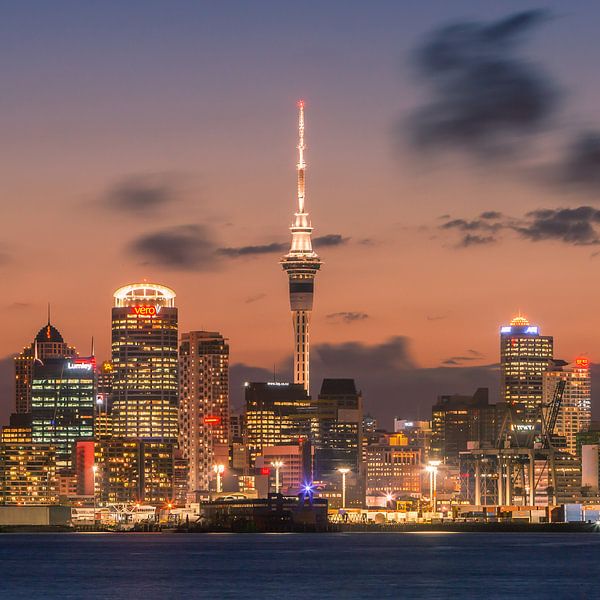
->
[204,416,221,426]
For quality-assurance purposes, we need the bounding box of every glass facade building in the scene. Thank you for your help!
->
[111,283,179,440]
[500,316,553,427]
[31,357,95,468]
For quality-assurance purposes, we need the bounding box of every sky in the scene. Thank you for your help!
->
[2,1,600,426]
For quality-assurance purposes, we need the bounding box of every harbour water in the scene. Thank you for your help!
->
[0,532,598,599]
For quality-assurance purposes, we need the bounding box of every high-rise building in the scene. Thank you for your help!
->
[543,358,592,455]
[179,331,230,494]
[280,101,322,394]
[313,379,363,481]
[111,283,179,440]
[431,388,496,465]
[245,382,314,466]
[0,442,58,505]
[365,435,422,499]
[31,357,96,468]
[500,315,553,427]
[14,320,76,414]
[95,439,177,505]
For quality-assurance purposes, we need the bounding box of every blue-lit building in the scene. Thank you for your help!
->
[500,315,553,428]
[31,357,96,468]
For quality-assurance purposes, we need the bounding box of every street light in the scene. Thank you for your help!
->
[213,464,225,493]
[270,460,284,494]
[338,468,350,509]
[425,460,441,512]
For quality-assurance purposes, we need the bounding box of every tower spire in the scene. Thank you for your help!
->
[297,100,306,214]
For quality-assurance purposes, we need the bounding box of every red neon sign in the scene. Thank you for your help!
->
[260,467,270,476]
[204,416,221,426]
[576,357,590,369]
[131,305,161,317]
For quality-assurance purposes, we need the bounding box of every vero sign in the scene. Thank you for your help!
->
[131,305,162,317]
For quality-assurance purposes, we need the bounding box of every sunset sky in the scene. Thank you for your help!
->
[2,1,600,425]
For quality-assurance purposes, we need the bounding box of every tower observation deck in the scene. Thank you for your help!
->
[281,101,322,393]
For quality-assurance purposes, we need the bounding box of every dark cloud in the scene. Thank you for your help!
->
[218,242,287,258]
[439,206,600,248]
[129,224,219,270]
[326,312,369,324]
[313,234,349,247]
[103,174,179,213]
[442,351,484,366]
[229,337,500,427]
[5,302,31,310]
[441,218,501,247]
[218,233,348,258]
[559,133,600,193]
[515,206,600,244]
[245,293,267,304]
[409,10,557,156]
[480,211,502,219]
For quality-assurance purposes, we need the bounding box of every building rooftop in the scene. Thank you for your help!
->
[319,378,358,396]
[34,323,64,344]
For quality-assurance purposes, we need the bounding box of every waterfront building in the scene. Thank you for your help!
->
[280,101,322,394]
[256,443,313,495]
[0,442,58,505]
[543,358,591,455]
[179,331,229,494]
[14,320,76,414]
[111,283,178,440]
[500,315,553,427]
[431,388,496,465]
[95,439,176,505]
[31,357,95,468]
[365,434,422,499]
[245,382,313,465]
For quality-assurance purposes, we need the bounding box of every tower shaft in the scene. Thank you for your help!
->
[281,101,322,394]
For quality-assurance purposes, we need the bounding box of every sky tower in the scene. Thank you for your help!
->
[281,100,322,393]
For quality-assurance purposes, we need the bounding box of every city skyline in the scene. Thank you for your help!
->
[2,1,600,427]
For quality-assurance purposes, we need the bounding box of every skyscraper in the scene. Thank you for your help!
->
[245,382,313,466]
[281,101,322,394]
[179,331,230,494]
[15,320,76,414]
[31,356,96,468]
[543,357,592,455]
[500,315,553,427]
[111,283,179,440]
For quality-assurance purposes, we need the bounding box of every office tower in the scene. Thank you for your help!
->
[431,388,496,465]
[31,357,96,468]
[95,439,177,505]
[0,442,58,505]
[313,379,363,481]
[245,382,313,465]
[281,101,322,394]
[543,358,592,455]
[111,283,178,440]
[500,315,553,426]
[365,434,422,499]
[15,320,76,413]
[179,331,230,493]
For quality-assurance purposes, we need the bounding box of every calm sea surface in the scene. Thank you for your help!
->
[0,532,599,599]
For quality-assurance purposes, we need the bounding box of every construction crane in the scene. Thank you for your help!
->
[542,378,566,449]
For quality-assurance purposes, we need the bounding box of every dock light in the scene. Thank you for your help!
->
[338,468,351,509]
[270,460,284,494]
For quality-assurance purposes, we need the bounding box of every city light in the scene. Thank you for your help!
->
[338,468,350,509]
[270,460,285,494]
